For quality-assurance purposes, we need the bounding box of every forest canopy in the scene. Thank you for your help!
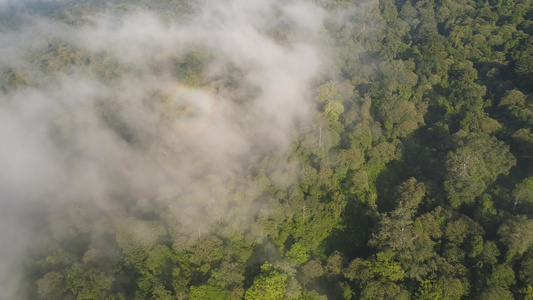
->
[0,0,532,299]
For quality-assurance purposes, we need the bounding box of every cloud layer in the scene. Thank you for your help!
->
[0,0,330,297]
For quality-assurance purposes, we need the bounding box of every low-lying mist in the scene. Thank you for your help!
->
[0,0,337,297]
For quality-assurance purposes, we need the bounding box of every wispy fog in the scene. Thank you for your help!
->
[0,0,332,297]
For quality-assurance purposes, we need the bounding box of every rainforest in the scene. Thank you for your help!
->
[0,0,532,299]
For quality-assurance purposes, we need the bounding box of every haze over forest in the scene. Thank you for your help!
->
[0,0,532,299]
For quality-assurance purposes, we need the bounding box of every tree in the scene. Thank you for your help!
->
[444,133,516,208]
[114,215,166,266]
[189,236,224,267]
[498,215,533,257]
[476,286,514,300]
[416,280,443,300]
[324,101,345,122]
[444,216,484,245]
[519,252,533,286]
[337,147,365,171]
[486,264,516,288]
[512,177,533,210]
[499,90,532,126]
[301,259,324,281]
[37,272,65,300]
[286,243,309,266]
[512,128,533,157]
[515,52,533,81]
[245,264,288,300]
[301,290,328,300]
[65,263,114,300]
[359,281,410,300]
[325,251,344,277]
[189,285,227,300]
[368,179,438,279]
[208,261,245,289]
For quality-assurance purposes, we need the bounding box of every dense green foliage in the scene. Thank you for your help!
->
[2,0,533,298]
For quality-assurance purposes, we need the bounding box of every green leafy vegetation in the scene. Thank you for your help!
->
[2,0,533,298]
